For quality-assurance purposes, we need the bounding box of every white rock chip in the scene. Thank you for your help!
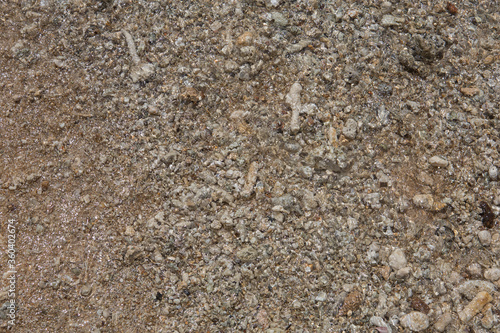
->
[484,267,500,281]
[389,248,407,271]
[412,194,434,210]
[429,156,449,167]
[478,230,491,246]
[489,165,498,180]
[400,311,429,331]
[286,82,302,133]
[370,316,392,333]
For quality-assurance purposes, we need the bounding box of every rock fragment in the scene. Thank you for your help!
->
[286,82,302,133]
[122,30,155,82]
[380,15,403,27]
[489,165,498,180]
[388,248,407,271]
[342,119,357,140]
[124,245,145,263]
[400,311,429,331]
[478,230,491,246]
[457,280,496,300]
[370,316,391,333]
[434,312,452,332]
[412,194,434,210]
[241,161,260,198]
[429,156,448,167]
[458,291,493,322]
[484,267,500,281]
[80,284,93,297]
[338,289,363,316]
[236,246,258,262]
[481,304,495,329]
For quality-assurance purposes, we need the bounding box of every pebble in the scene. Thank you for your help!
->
[342,119,357,140]
[429,156,449,168]
[315,291,327,302]
[478,230,491,246]
[409,296,429,314]
[124,245,145,263]
[396,267,411,279]
[286,82,302,133]
[484,267,500,281]
[467,263,482,278]
[80,284,93,297]
[338,290,363,316]
[364,192,381,209]
[388,248,407,271]
[241,161,260,198]
[236,31,254,46]
[370,316,392,333]
[236,246,258,262]
[412,194,434,210]
[271,12,288,27]
[481,304,494,329]
[380,15,403,27]
[400,311,429,331]
[457,280,496,299]
[458,291,493,322]
[460,87,480,97]
[489,165,498,180]
[434,312,452,332]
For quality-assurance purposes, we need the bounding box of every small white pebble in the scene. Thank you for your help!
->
[478,230,491,246]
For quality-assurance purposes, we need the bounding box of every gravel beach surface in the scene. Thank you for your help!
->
[0,0,499,332]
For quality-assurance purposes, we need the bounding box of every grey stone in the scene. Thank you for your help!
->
[484,267,500,281]
[342,119,357,140]
[80,284,93,297]
[389,248,407,271]
[478,230,491,246]
[271,12,288,27]
[400,311,429,331]
[236,246,258,262]
[489,165,498,180]
[380,15,403,27]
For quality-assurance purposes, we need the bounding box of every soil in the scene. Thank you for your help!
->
[0,0,499,332]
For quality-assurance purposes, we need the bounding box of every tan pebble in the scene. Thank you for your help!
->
[434,312,452,332]
[241,161,260,198]
[429,156,448,167]
[400,311,429,331]
[460,87,480,96]
[481,303,494,329]
[412,194,434,210]
[236,31,254,46]
[483,55,495,65]
[338,290,363,316]
[458,291,493,322]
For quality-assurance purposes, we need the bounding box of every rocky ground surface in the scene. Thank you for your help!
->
[0,0,499,332]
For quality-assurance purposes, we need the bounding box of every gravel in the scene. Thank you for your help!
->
[1,0,499,332]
